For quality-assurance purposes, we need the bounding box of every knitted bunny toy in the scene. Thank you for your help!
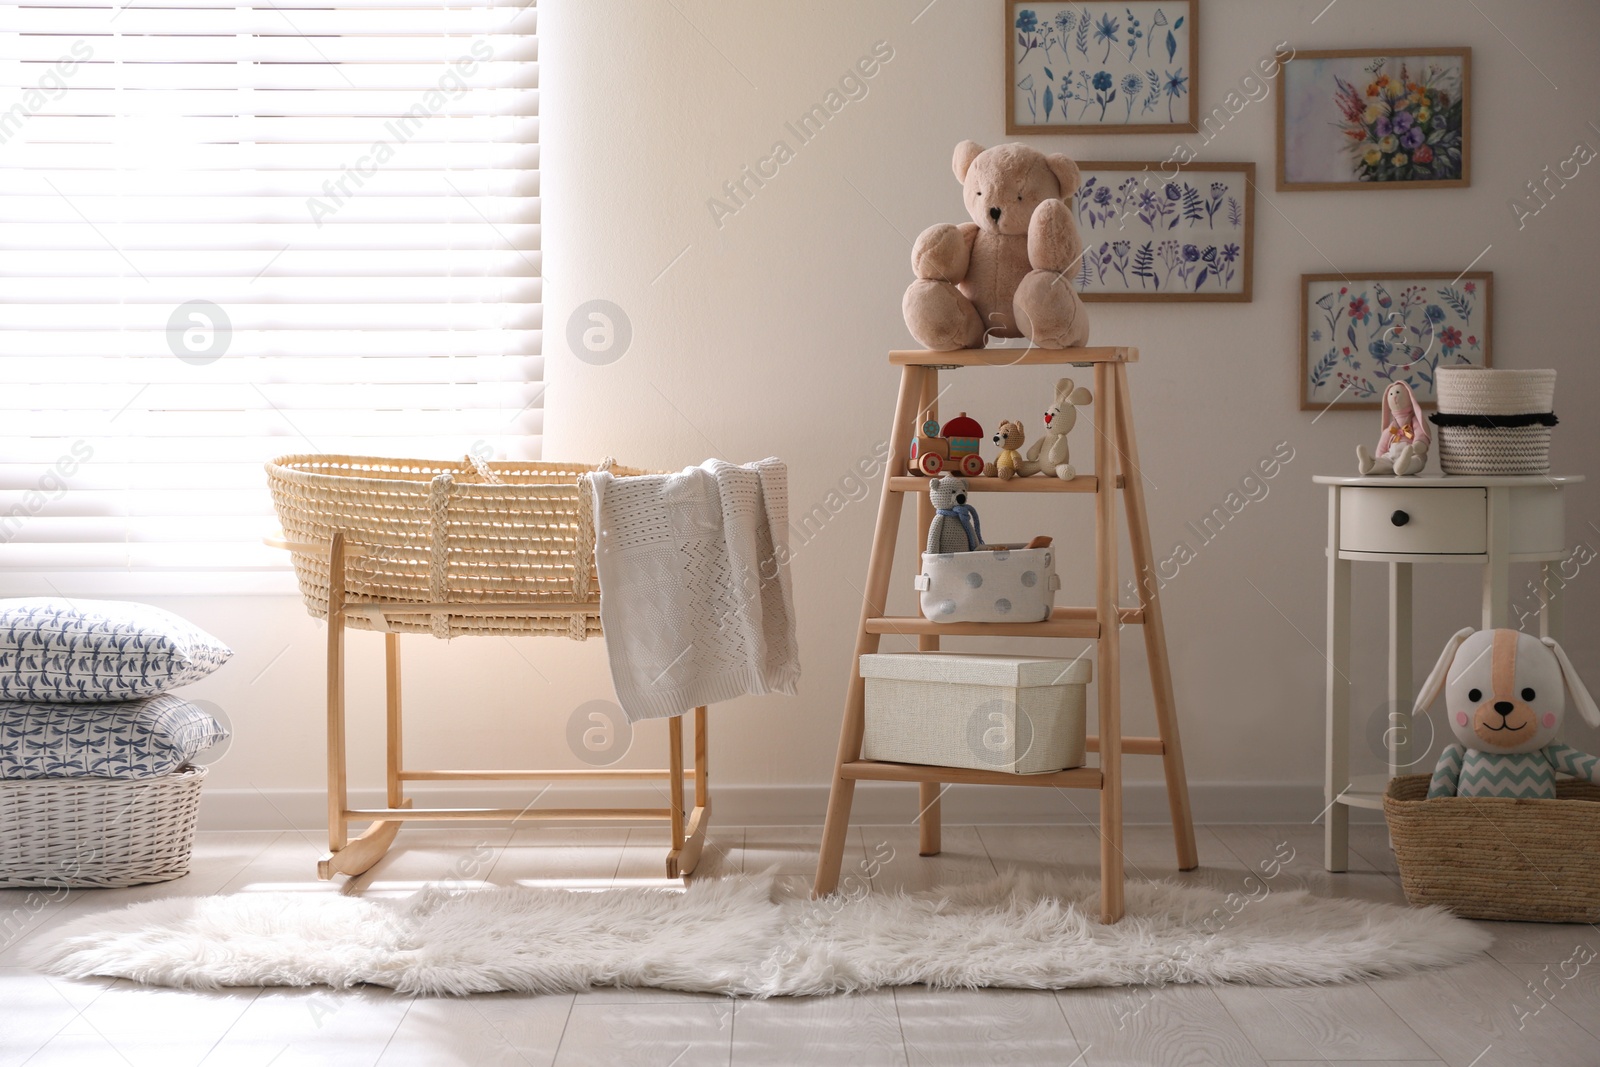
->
[926,475,982,554]
[1018,377,1092,480]
[1414,628,1600,799]
[1356,380,1430,477]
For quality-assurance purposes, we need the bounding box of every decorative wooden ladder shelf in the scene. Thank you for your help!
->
[811,346,1197,923]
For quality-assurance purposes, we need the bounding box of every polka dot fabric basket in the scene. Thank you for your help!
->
[915,545,1059,624]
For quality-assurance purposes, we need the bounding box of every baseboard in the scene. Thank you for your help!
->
[199,779,1383,832]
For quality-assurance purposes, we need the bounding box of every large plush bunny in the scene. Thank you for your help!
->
[902,141,1090,351]
[1357,380,1430,477]
[1414,627,1600,799]
[1018,377,1092,480]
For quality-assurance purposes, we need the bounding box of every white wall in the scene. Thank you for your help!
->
[154,0,1600,830]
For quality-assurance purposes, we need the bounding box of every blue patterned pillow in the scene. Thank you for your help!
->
[0,599,232,703]
[0,695,229,779]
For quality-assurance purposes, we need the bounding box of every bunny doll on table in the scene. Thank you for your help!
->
[1356,380,1429,477]
[1414,627,1600,798]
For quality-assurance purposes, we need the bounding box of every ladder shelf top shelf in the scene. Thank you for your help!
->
[842,760,1104,789]
[890,346,1138,367]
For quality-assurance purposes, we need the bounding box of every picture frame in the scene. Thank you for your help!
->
[1070,161,1254,302]
[1300,271,1492,411]
[1007,2,1198,135]
[1276,47,1471,191]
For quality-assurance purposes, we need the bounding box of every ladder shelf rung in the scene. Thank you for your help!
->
[863,606,1143,639]
[890,346,1138,367]
[888,475,1122,493]
[841,760,1104,789]
[1086,736,1165,755]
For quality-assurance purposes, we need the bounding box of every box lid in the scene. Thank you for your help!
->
[859,652,1091,688]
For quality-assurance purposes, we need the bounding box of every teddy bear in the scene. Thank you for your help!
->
[902,141,1091,351]
[1018,378,1093,480]
[926,475,982,554]
[1413,627,1600,798]
[985,420,1027,480]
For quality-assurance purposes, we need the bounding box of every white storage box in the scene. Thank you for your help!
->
[860,652,1090,774]
[916,546,1059,624]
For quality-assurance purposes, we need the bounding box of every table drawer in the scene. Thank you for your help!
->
[1339,486,1487,555]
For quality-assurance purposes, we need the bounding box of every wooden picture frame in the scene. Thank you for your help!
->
[1071,161,1254,302]
[1007,1,1198,135]
[1300,271,1492,411]
[1276,47,1471,191]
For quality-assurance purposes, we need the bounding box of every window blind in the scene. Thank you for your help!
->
[0,0,540,594]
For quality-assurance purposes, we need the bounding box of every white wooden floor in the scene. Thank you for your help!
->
[1,822,1595,1067]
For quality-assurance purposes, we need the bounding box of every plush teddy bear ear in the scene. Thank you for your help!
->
[1044,154,1082,197]
[953,141,985,182]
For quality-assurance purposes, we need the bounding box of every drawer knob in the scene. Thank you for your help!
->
[1391,510,1410,527]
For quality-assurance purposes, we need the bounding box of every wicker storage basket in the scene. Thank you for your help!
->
[1433,368,1558,476]
[1384,774,1600,922]
[0,766,206,888]
[267,454,653,639]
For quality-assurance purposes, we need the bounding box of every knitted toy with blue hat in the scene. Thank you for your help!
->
[926,475,982,554]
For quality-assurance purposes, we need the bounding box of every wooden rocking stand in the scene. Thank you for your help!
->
[316,531,712,881]
[812,347,1197,923]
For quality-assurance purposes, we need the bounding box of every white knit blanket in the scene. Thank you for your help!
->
[588,458,800,722]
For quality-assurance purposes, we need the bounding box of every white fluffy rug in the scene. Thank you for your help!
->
[30,870,1488,995]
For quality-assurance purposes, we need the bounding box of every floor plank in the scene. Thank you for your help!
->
[1213,983,1435,1061]
[554,997,734,1067]
[732,991,906,1067]
[1501,961,1600,1040]
[895,987,1086,1066]
[376,991,573,1067]
[198,985,417,1067]
[857,824,995,895]
[1056,983,1269,1067]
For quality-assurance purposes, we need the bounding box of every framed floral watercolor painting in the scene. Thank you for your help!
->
[1070,161,1253,301]
[1008,2,1198,135]
[1277,48,1470,190]
[1300,271,1491,411]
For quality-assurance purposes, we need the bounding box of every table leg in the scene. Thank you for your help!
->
[1388,561,1413,779]
[1325,488,1350,873]
[1484,487,1511,629]
[1540,560,1561,640]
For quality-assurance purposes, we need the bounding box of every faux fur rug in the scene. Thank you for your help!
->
[30,870,1488,995]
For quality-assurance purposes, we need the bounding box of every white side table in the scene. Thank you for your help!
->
[1314,474,1584,872]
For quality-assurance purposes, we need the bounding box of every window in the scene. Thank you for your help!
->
[0,0,540,594]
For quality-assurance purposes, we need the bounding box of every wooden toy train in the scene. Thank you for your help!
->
[909,411,985,477]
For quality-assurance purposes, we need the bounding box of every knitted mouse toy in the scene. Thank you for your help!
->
[926,475,982,554]
[1414,627,1600,799]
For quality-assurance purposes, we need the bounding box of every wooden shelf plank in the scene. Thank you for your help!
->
[891,346,1138,367]
[863,606,1142,638]
[842,760,1103,788]
[1086,735,1164,755]
[888,475,1119,494]
[343,807,673,822]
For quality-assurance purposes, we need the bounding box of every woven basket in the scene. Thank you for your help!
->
[1384,774,1600,922]
[1436,368,1556,415]
[0,766,206,888]
[1437,425,1554,476]
[267,454,654,639]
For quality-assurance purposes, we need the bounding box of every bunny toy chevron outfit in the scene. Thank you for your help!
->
[1414,627,1600,799]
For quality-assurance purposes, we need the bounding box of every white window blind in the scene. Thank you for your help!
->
[0,0,540,594]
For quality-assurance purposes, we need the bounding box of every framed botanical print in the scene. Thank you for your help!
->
[1008,2,1197,134]
[1301,271,1492,410]
[1070,161,1254,301]
[1277,47,1470,190]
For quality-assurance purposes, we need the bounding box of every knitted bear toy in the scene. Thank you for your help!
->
[985,419,1026,481]
[926,475,982,555]
[1414,627,1600,799]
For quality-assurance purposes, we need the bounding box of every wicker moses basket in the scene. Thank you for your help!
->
[264,453,712,882]
[266,454,651,640]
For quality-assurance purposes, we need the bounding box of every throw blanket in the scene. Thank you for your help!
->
[588,458,800,722]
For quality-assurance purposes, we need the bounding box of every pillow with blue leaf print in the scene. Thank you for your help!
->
[0,694,229,779]
[0,599,232,703]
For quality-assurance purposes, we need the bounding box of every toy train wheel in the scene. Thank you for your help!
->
[918,452,944,476]
[959,453,985,477]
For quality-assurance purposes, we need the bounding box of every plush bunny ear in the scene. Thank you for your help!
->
[953,141,985,182]
[1543,638,1600,728]
[1414,627,1475,715]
